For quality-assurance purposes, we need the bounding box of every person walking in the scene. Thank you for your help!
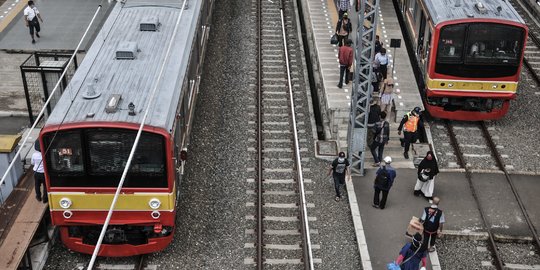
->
[31,140,47,203]
[328,152,349,201]
[24,1,43,44]
[390,233,428,270]
[380,78,394,116]
[370,111,389,167]
[420,197,445,252]
[414,151,440,200]
[398,107,422,159]
[335,13,352,47]
[337,39,353,88]
[373,48,389,80]
[366,98,381,146]
[372,156,396,209]
[337,0,350,19]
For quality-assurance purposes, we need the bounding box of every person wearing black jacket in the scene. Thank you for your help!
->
[366,99,381,148]
[335,13,352,47]
[398,107,422,159]
[370,111,389,166]
[414,151,439,200]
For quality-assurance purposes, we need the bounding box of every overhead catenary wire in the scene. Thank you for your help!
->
[278,0,314,268]
[86,0,188,268]
[0,4,104,202]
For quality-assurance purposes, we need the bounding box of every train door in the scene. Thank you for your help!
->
[401,0,408,14]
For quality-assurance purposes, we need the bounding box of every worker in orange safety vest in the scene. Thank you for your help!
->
[398,107,422,159]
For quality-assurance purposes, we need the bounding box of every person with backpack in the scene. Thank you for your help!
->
[420,197,445,252]
[328,152,350,201]
[388,233,428,270]
[372,156,396,209]
[370,111,389,167]
[414,151,439,200]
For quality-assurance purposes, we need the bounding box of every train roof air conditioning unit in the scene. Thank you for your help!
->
[116,41,138,60]
[475,2,488,14]
[140,16,160,31]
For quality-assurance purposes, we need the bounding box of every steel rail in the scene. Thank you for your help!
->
[86,0,188,268]
[0,4,103,201]
[256,0,263,267]
[444,120,504,270]
[278,0,314,268]
[136,254,147,270]
[479,121,540,258]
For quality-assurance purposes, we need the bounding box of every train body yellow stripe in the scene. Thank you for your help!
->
[48,192,175,211]
[426,77,518,93]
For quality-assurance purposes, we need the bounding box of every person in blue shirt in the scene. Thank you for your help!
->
[372,156,397,209]
[394,233,428,270]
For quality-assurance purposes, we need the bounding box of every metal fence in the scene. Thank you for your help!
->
[20,53,78,124]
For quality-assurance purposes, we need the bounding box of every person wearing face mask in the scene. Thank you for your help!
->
[328,152,350,201]
[414,151,439,201]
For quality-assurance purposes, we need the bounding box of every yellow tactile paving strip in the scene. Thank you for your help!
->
[0,0,26,33]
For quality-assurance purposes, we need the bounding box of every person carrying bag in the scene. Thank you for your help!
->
[387,233,428,270]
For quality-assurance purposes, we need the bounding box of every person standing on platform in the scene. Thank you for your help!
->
[338,0,350,19]
[420,197,445,252]
[375,35,383,54]
[366,98,381,146]
[380,78,394,116]
[372,156,396,209]
[337,39,353,88]
[392,233,428,270]
[31,140,47,203]
[24,1,43,44]
[374,48,389,80]
[398,107,422,159]
[414,151,439,200]
[328,151,349,201]
[370,111,389,167]
[335,13,352,47]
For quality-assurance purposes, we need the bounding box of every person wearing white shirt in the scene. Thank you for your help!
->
[373,48,389,80]
[31,140,48,203]
[23,1,43,44]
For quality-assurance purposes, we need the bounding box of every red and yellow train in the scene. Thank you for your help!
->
[397,0,528,120]
[39,0,213,256]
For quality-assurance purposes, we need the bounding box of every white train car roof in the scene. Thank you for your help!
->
[424,0,525,25]
[45,0,201,132]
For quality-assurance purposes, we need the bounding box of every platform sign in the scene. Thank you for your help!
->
[390,38,401,48]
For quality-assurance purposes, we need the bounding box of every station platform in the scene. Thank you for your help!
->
[304,0,427,169]
[0,0,114,52]
[0,171,48,270]
[352,169,540,269]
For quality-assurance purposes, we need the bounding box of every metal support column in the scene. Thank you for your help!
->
[347,0,379,175]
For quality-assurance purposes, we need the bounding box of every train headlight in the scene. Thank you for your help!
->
[447,83,454,87]
[59,198,72,209]
[149,198,161,209]
[63,210,73,219]
[492,84,498,89]
[151,211,161,219]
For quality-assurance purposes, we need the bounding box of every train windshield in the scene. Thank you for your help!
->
[43,129,167,188]
[436,23,524,78]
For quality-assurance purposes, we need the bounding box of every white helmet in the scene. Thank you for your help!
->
[383,156,392,164]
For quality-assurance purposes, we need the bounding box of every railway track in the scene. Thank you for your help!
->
[247,0,315,268]
[444,120,540,269]
[509,0,540,84]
